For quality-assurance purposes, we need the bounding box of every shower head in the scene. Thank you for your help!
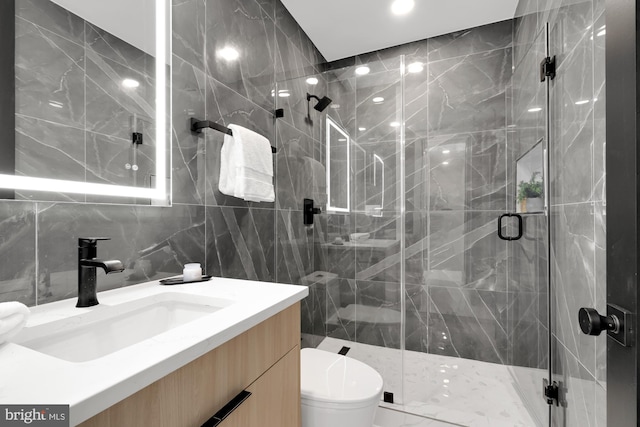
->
[307,93,333,112]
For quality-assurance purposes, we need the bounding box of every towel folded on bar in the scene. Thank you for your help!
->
[0,302,30,345]
[219,124,275,202]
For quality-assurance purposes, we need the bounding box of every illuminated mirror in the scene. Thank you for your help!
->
[0,0,170,204]
[326,117,350,212]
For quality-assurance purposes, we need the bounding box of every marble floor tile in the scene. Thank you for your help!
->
[318,337,536,427]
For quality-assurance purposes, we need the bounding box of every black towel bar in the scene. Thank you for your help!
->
[190,118,277,153]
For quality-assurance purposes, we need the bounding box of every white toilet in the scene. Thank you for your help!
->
[300,348,384,427]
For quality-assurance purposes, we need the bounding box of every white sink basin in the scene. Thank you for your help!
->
[14,292,233,363]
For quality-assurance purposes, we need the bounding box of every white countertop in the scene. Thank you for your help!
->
[0,278,307,426]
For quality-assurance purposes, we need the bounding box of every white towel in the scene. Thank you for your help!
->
[0,302,30,344]
[219,124,274,202]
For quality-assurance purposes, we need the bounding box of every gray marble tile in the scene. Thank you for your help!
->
[356,40,429,76]
[551,337,598,427]
[275,73,325,143]
[355,280,402,349]
[551,203,596,377]
[592,8,606,204]
[275,27,318,83]
[171,55,206,204]
[549,0,593,72]
[405,284,429,352]
[206,0,276,112]
[275,209,313,285]
[205,206,274,281]
[549,31,594,205]
[36,203,205,304]
[513,12,540,71]
[172,0,206,70]
[428,19,513,62]
[16,0,85,43]
[85,50,156,141]
[15,115,85,183]
[355,69,403,144]
[0,202,37,306]
[275,122,320,210]
[427,131,507,211]
[508,291,542,367]
[428,286,508,364]
[326,278,356,342]
[204,77,276,208]
[507,213,548,294]
[15,17,85,129]
[85,22,151,75]
[428,211,508,292]
[85,131,155,188]
[428,48,511,136]
[405,139,427,212]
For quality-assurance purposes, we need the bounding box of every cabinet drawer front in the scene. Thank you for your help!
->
[220,346,301,427]
[79,304,300,427]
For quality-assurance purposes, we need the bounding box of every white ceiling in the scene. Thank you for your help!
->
[281,0,519,62]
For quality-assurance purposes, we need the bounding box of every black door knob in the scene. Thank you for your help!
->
[579,307,619,336]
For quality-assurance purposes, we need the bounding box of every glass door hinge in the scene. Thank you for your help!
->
[540,56,556,82]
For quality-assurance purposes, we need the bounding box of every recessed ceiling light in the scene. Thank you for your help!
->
[391,0,415,15]
[528,107,543,113]
[373,97,385,103]
[355,66,370,76]
[330,104,341,109]
[442,150,450,154]
[278,90,291,98]
[338,138,347,142]
[442,161,449,165]
[575,100,590,105]
[359,127,366,131]
[407,62,424,73]
[122,78,140,88]
[218,46,240,61]
[306,77,319,85]
[48,100,63,109]
[390,121,400,127]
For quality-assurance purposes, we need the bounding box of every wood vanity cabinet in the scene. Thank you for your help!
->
[79,303,301,427]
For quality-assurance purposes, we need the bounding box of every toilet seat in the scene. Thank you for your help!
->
[301,348,384,408]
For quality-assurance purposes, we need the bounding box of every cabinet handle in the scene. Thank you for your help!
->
[201,390,252,427]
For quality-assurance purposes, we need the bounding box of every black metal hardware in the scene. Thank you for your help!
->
[132,132,143,145]
[383,392,394,404]
[77,238,124,308]
[303,198,322,225]
[275,108,285,118]
[497,213,523,241]
[201,390,252,427]
[543,379,560,406]
[338,346,351,355]
[540,56,556,82]
[190,118,277,153]
[579,307,619,336]
[579,305,632,347]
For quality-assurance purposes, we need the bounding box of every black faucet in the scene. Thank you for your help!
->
[77,238,125,308]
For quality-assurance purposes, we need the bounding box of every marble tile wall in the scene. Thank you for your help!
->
[510,0,606,425]
[0,0,326,307]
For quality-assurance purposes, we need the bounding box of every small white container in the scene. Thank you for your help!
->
[183,263,202,282]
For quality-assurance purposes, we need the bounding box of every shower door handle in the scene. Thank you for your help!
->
[497,213,523,241]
